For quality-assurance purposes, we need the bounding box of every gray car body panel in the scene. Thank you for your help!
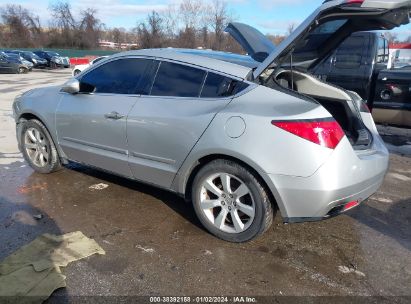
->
[13,0,395,221]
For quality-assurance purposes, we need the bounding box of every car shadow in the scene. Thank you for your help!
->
[349,197,411,252]
[0,159,69,302]
[64,162,205,232]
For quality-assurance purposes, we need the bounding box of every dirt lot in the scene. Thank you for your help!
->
[0,70,410,301]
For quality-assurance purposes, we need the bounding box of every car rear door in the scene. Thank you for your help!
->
[126,60,243,188]
[56,57,154,177]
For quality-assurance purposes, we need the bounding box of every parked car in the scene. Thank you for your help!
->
[72,56,108,76]
[6,50,48,68]
[0,53,29,74]
[33,50,70,68]
[13,0,410,242]
[311,32,411,127]
[2,52,33,71]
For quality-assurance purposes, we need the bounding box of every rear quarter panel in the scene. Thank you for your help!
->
[173,85,335,204]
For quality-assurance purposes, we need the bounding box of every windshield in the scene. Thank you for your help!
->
[47,52,60,56]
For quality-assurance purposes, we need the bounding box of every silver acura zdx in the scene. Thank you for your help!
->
[13,0,410,242]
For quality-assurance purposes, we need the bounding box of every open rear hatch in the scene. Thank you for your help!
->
[226,0,411,150]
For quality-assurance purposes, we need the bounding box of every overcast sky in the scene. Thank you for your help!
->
[1,0,411,38]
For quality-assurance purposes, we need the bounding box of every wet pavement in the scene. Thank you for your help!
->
[0,70,410,299]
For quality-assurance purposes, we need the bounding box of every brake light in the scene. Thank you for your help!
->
[272,119,345,149]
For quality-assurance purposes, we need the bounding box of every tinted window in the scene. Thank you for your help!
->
[80,58,153,94]
[376,37,389,63]
[92,57,106,64]
[334,36,364,69]
[151,61,206,97]
[201,72,248,98]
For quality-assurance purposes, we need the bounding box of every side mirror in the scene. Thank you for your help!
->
[61,78,80,94]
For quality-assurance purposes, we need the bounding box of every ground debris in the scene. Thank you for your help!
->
[338,265,366,277]
[89,183,109,190]
[136,245,155,253]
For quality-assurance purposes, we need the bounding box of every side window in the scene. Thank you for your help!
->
[80,58,153,94]
[151,61,206,97]
[201,72,248,98]
[92,57,105,65]
[377,37,389,63]
[334,36,364,69]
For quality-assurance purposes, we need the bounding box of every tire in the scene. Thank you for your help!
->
[73,69,81,76]
[17,67,26,74]
[192,159,274,242]
[20,119,62,174]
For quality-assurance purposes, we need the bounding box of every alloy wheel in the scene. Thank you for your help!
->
[24,127,49,167]
[199,173,255,234]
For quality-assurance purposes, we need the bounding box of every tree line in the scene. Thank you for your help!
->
[0,0,277,52]
[1,0,408,52]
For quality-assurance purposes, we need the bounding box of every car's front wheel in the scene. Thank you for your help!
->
[20,119,62,174]
[192,159,273,242]
[17,67,27,74]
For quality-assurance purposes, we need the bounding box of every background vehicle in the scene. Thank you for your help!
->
[311,32,411,127]
[2,52,33,71]
[33,50,70,68]
[5,50,48,68]
[13,0,410,242]
[72,56,108,76]
[0,53,28,74]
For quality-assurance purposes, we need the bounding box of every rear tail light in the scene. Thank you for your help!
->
[272,118,345,149]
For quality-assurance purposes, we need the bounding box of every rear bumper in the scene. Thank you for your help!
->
[267,135,389,221]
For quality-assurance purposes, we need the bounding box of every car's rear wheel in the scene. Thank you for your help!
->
[192,159,273,242]
[20,119,62,174]
[73,69,81,76]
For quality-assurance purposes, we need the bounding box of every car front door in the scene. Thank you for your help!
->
[126,60,244,188]
[56,57,154,177]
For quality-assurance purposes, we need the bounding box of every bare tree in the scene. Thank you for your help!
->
[200,26,209,49]
[49,1,77,47]
[0,4,43,47]
[179,0,204,29]
[385,32,399,44]
[137,11,165,49]
[78,8,102,49]
[205,0,231,50]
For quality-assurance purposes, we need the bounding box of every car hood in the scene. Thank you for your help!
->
[227,0,411,80]
[23,85,62,98]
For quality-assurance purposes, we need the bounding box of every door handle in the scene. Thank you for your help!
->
[104,111,125,120]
